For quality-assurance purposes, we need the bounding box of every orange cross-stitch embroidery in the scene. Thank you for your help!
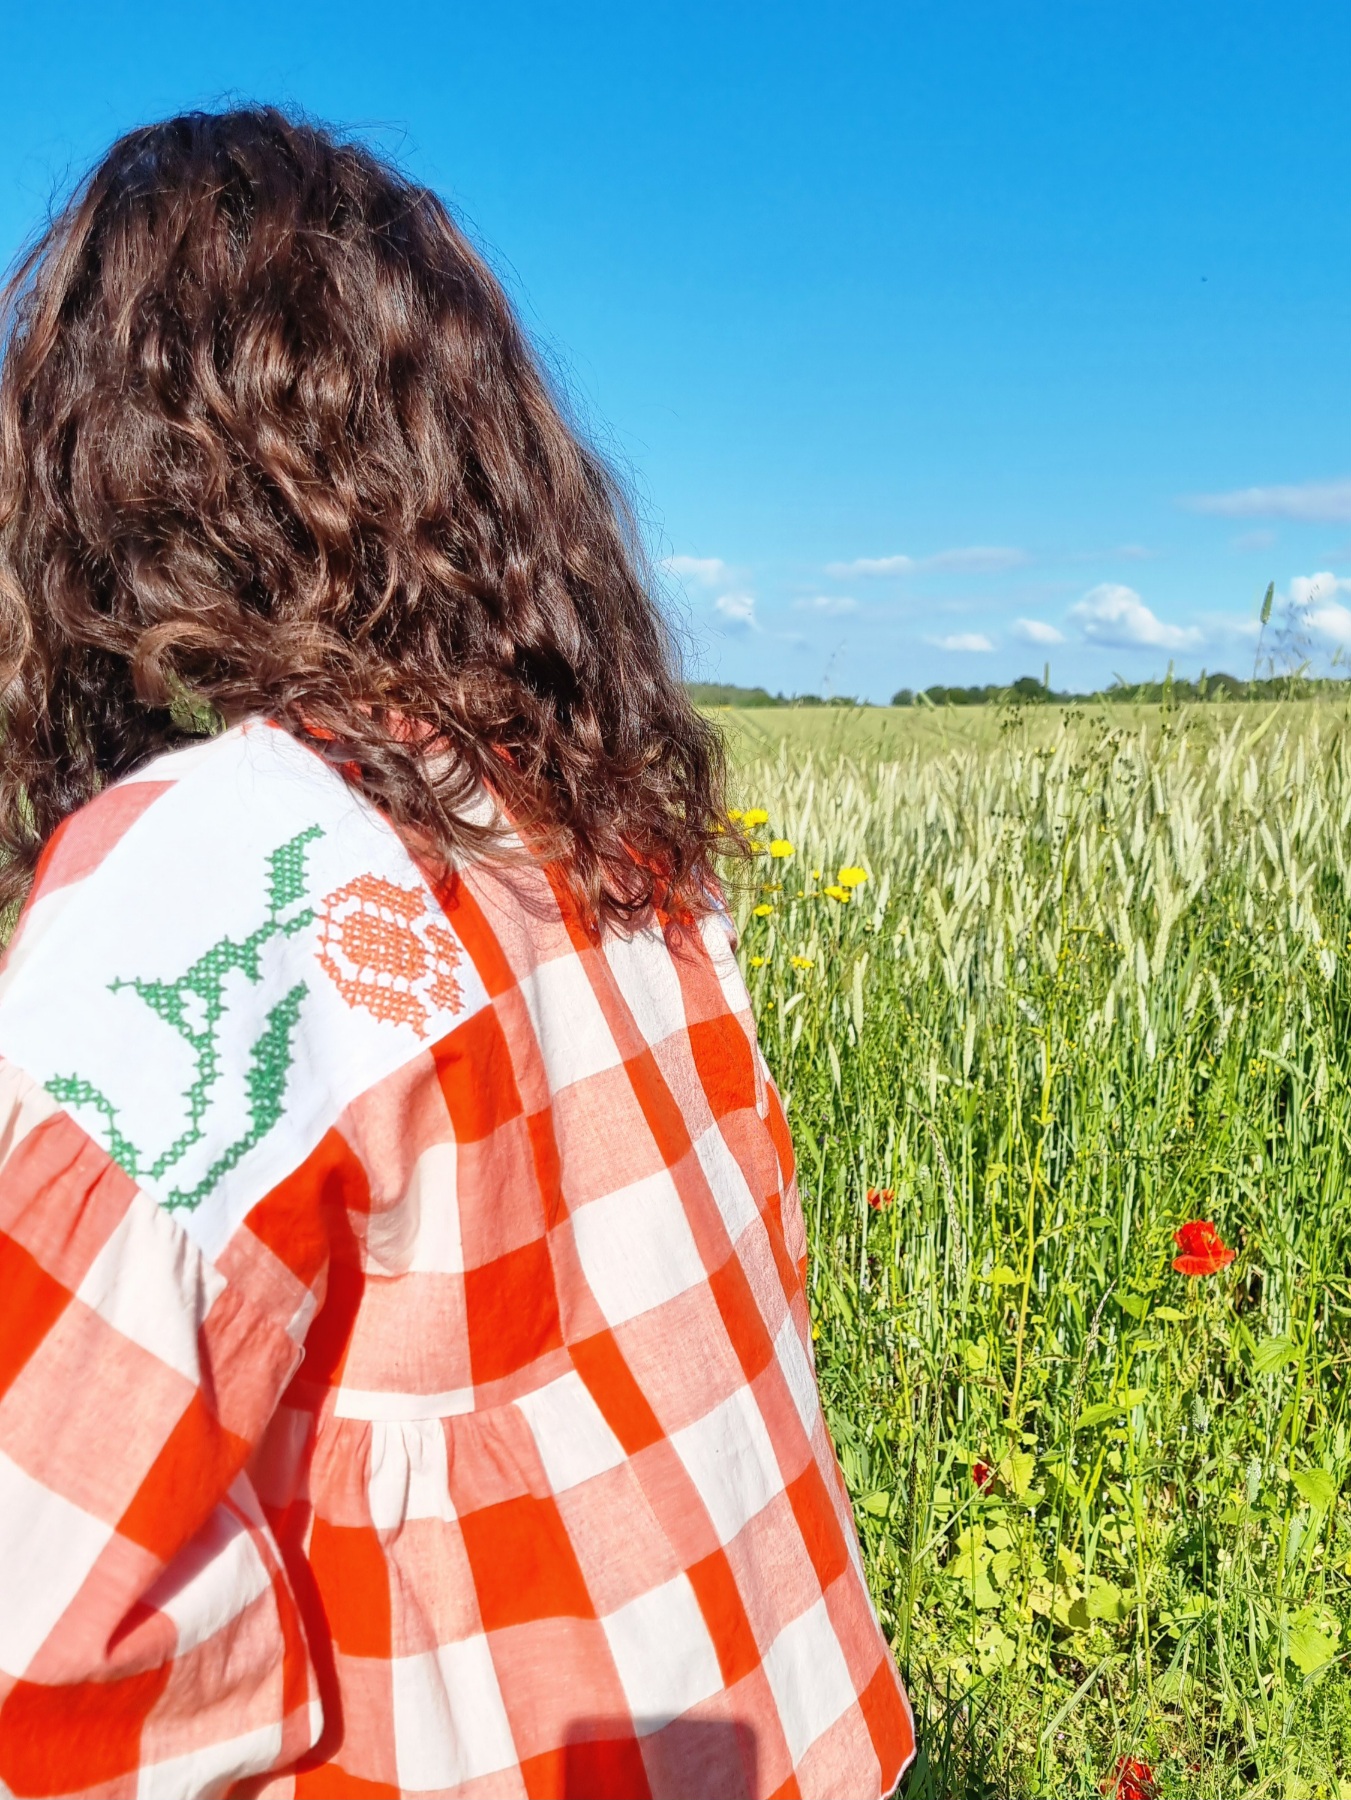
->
[316,874,462,1035]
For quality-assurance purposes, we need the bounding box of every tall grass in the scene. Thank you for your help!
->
[727,704,1351,1797]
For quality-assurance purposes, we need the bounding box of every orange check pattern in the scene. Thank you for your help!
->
[0,724,914,1799]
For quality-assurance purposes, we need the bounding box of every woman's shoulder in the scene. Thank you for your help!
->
[0,721,486,1254]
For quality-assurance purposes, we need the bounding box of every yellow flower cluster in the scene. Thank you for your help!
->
[824,866,869,902]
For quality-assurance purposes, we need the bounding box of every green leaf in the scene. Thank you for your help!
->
[1000,1452,1037,1499]
[1288,1616,1338,1676]
[1253,1334,1297,1376]
[860,1489,892,1517]
[1087,1580,1129,1623]
[1117,1292,1149,1320]
[1077,1402,1122,1429]
[984,1265,1021,1286]
[1292,1468,1337,1510]
[1153,1305,1186,1322]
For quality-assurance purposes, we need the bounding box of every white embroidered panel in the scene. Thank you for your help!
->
[0,723,489,1259]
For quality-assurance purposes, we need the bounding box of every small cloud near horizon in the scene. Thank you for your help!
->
[793,594,858,615]
[664,554,730,585]
[1013,618,1066,645]
[1182,478,1351,523]
[929,630,996,652]
[713,591,757,631]
[1069,584,1202,651]
[827,545,1026,578]
[1287,572,1351,647]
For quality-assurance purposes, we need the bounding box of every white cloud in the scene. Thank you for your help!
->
[1305,602,1351,645]
[826,545,1025,578]
[793,594,858,615]
[1013,618,1066,645]
[1183,479,1351,523]
[714,592,757,630]
[664,555,730,585]
[826,554,915,577]
[930,631,995,652]
[1286,572,1351,645]
[1068,584,1202,651]
[925,545,1026,573]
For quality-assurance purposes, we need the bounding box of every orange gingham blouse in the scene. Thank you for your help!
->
[0,720,914,1800]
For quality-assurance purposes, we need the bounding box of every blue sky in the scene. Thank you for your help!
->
[2,2,1349,699]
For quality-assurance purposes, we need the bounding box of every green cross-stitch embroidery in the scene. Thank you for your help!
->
[47,826,324,1211]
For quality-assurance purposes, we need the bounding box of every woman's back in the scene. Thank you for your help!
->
[0,719,913,1797]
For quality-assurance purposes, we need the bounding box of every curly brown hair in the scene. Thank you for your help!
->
[0,107,734,928]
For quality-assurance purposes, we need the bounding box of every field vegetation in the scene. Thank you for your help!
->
[720,698,1351,1797]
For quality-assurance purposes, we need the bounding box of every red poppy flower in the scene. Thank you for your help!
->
[866,1187,895,1210]
[971,1460,994,1491]
[1172,1219,1236,1277]
[1101,1757,1157,1800]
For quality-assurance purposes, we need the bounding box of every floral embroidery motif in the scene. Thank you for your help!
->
[47,826,323,1211]
[316,874,462,1036]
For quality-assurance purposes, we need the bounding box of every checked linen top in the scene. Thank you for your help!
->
[0,720,914,1800]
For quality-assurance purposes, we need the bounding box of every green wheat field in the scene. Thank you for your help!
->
[718,698,1351,1799]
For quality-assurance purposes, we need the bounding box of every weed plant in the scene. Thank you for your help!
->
[727,704,1351,1798]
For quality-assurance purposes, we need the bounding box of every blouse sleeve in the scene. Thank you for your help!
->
[0,1056,325,1798]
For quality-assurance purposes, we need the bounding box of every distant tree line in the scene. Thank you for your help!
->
[687,674,1351,710]
[890,673,1348,706]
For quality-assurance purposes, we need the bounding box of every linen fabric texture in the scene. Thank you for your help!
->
[0,721,914,1799]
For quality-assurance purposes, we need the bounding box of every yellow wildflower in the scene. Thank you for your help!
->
[823,884,851,902]
[741,808,769,828]
[791,954,814,970]
[838,866,868,888]
[753,903,773,917]
[769,839,794,858]
[727,807,744,822]
[811,869,822,879]
[749,954,766,967]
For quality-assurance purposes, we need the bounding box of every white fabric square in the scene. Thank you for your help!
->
[602,926,687,1048]
[602,1573,724,1731]
[76,1191,226,1385]
[572,1170,708,1326]
[392,1635,518,1788]
[774,1314,820,1437]
[762,1597,857,1765]
[406,1141,464,1273]
[519,949,623,1089]
[669,1386,784,1545]
[143,1502,271,1653]
[367,1419,457,1531]
[515,1371,627,1493]
[0,1059,58,1166]
[693,1123,760,1244]
[0,1448,114,1675]
[136,1724,284,1799]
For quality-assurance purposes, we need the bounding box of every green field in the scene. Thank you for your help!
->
[719,700,1351,1798]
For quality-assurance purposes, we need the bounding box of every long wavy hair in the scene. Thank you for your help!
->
[0,108,734,928]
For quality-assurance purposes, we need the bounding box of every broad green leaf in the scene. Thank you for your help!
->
[1000,1452,1036,1499]
[990,1548,1017,1586]
[1253,1334,1297,1376]
[1117,1292,1148,1320]
[1087,1581,1129,1623]
[1077,1402,1122,1429]
[860,1489,892,1517]
[1292,1468,1337,1510]
[984,1265,1021,1286]
[1288,1617,1338,1676]
[1153,1305,1186,1322]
